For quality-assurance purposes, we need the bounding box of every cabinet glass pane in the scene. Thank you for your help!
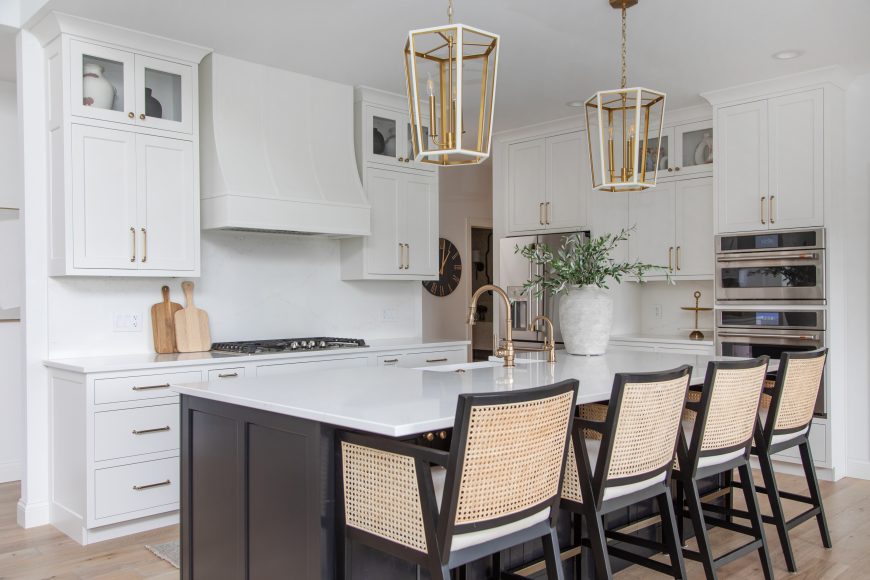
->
[645,134,669,171]
[144,68,183,122]
[407,123,430,158]
[372,116,397,158]
[681,128,714,168]
[82,54,124,112]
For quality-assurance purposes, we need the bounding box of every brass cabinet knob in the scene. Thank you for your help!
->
[675,166,681,171]
[397,156,404,162]
[128,112,134,119]
[438,431,448,440]
[424,432,435,442]
[139,113,146,120]
[667,167,673,172]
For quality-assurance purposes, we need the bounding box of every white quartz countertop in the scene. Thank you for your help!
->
[170,350,778,438]
[610,333,715,347]
[43,338,469,374]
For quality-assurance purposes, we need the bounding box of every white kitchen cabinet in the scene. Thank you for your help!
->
[69,126,196,272]
[341,167,438,280]
[507,132,589,235]
[628,177,714,279]
[715,89,823,233]
[355,87,436,173]
[70,40,194,134]
[647,119,714,181]
[376,348,467,368]
[588,190,629,263]
[39,15,207,277]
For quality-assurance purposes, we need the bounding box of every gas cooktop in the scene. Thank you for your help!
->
[211,337,368,355]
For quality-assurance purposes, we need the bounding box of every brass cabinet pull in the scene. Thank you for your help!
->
[131,383,170,391]
[139,113,146,120]
[217,372,238,378]
[398,243,403,270]
[539,202,545,225]
[403,244,410,270]
[761,196,767,225]
[132,479,171,491]
[545,202,551,225]
[128,112,134,119]
[132,426,170,435]
[130,227,136,262]
[140,228,147,262]
[397,156,404,162]
[668,247,674,272]
[426,358,448,363]
[383,358,399,364]
[770,195,776,224]
[675,246,681,271]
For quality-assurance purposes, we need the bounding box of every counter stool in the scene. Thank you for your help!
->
[561,366,692,579]
[749,348,830,573]
[337,380,579,580]
[673,357,774,580]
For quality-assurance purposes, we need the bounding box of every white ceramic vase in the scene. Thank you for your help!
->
[558,285,614,355]
[82,63,115,109]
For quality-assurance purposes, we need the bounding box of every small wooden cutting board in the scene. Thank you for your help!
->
[151,285,182,354]
[174,281,212,353]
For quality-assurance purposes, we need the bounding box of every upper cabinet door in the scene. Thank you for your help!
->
[648,126,675,178]
[545,132,588,230]
[507,139,546,233]
[137,135,196,271]
[717,100,769,233]
[675,177,714,278]
[134,55,194,134]
[403,173,438,276]
[673,120,714,178]
[364,105,412,168]
[628,183,676,276]
[71,125,138,269]
[588,190,629,263]
[364,167,403,275]
[70,40,136,126]
[768,89,824,229]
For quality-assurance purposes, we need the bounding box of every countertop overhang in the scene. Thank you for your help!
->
[170,350,778,438]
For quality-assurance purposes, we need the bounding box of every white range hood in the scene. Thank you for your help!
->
[200,54,371,236]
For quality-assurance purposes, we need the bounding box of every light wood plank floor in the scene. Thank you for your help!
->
[0,471,867,579]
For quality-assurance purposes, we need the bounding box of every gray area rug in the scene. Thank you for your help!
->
[146,540,180,569]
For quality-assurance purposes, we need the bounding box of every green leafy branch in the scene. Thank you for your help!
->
[517,227,670,297]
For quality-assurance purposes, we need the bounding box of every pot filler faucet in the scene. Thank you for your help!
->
[467,284,556,367]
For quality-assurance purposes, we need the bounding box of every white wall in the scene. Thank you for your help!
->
[636,280,715,336]
[844,73,870,478]
[48,232,422,357]
[422,161,493,345]
[0,79,23,484]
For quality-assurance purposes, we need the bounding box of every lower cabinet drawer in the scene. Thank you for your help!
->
[94,457,179,520]
[401,349,466,368]
[94,404,179,461]
[94,371,201,405]
[207,367,246,381]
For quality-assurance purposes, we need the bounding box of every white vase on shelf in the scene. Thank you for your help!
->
[558,285,613,356]
[82,63,115,109]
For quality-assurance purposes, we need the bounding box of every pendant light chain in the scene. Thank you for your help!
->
[620,6,627,89]
[448,0,454,24]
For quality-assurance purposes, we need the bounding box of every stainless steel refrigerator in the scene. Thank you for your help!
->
[499,231,590,347]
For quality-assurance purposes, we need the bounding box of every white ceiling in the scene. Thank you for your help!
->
[26,0,870,130]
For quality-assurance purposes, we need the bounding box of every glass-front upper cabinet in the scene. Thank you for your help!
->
[362,104,435,172]
[645,127,673,176]
[71,40,193,134]
[674,120,714,177]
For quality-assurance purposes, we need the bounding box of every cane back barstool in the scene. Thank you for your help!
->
[673,357,774,580]
[561,366,692,579]
[747,348,830,573]
[337,380,579,580]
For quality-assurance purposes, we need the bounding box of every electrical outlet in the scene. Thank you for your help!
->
[113,312,142,332]
[653,304,663,319]
[381,308,399,322]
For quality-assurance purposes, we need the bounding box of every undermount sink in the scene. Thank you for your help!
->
[417,359,543,372]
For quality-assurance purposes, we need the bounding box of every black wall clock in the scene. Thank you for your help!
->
[423,238,462,297]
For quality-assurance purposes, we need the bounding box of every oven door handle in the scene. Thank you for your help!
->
[716,253,818,263]
[717,331,819,340]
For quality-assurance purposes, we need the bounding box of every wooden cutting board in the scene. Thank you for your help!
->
[151,285,182,354]
[174,281,212,353]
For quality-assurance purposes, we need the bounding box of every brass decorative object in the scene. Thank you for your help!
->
[404,0,499,166]
[681,290,713,341]
[585,0,666,191]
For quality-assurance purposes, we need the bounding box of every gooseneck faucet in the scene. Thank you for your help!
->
[517,315,557,363]
[468,284,515,367]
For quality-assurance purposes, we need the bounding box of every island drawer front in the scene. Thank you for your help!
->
[94,371,202,405]
[256,356,368,377]
[94,404,180,462]
[401,349,466,368]
[94,457,179,520]
[207,367,246,381]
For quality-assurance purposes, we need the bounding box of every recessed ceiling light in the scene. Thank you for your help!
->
[772,49,804,60]
[566,100,585,108]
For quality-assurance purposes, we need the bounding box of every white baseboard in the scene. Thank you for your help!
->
[846,459,870,480]
[17,498,50,528]
[0,461,22,484]
[81,512,179,545]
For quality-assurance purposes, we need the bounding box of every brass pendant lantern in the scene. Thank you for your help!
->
[586,0,666,191]
[404,0,499,166]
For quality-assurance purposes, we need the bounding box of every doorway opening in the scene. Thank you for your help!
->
[470,226,493,361]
